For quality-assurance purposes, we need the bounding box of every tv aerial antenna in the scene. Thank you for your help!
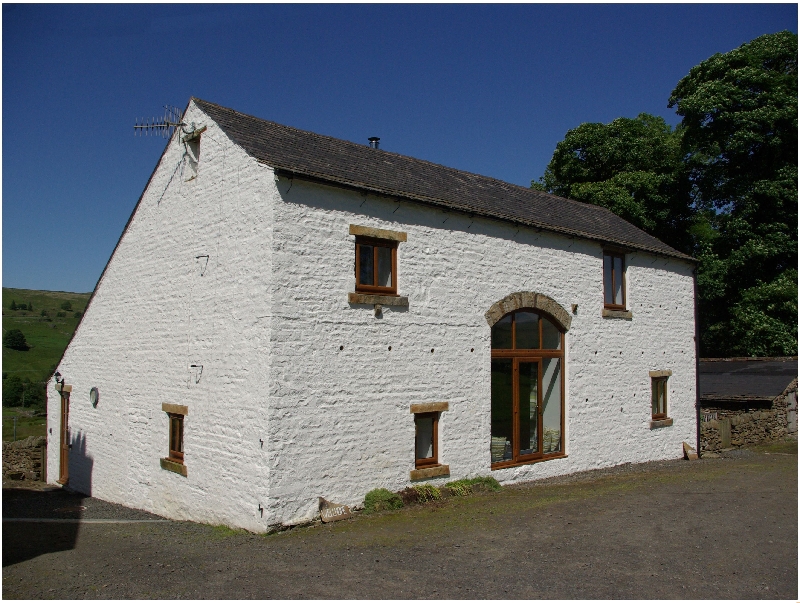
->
[134,105,188,138]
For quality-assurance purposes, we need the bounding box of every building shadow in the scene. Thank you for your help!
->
[2,430,93,567]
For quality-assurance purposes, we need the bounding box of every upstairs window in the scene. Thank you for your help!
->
[603,251,625,309]
[355,237,397,295]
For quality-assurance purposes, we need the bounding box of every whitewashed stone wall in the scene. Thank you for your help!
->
[266,176,696,527]
[48,101,275,532]
[49,100,696,531]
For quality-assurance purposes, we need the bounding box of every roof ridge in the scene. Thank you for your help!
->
[191,98,607,215]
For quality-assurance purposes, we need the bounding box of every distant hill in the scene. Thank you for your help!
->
[2,288,92,387]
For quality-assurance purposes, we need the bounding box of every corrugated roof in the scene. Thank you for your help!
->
[192,98,694,261]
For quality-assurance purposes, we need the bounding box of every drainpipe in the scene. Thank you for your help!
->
[693,266,701,457]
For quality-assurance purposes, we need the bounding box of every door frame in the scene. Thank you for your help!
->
[57,384,72,484]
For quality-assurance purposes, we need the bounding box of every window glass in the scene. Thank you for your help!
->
[491,314,513,349]
[358,245,374,286]
[490,359,513,462]
[613,256,624,305]
[652,379,667,417]
[377,246,392,287]
[518,361,538,455]
[603,254,614,305]
[542,358,561,453]
[415,415,434,460]
[515,311,539,349]
[541,316,561,349]
[169,414,184,460]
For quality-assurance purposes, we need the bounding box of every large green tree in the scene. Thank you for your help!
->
[532,114,694,254]
[533,31,797,357]
[668,31,797,357]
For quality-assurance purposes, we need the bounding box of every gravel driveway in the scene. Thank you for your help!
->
[3,441,797,599]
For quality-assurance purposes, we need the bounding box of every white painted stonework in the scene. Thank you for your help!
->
[49,100,697,531]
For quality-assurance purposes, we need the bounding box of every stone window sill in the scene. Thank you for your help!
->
[650,418,673,429]
[348,292,409,307]
[602,308,632,319]
[410,464,450,480]
[161,458,188,477]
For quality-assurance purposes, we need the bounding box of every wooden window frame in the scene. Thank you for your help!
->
[491,310,566,470]
[651,376,668,421]
[414,412,440,469]
[355,236,398,296]
[168,413,184,464]
[603,251,626,310]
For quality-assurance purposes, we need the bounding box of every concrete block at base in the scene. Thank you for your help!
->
[683,442,698,460]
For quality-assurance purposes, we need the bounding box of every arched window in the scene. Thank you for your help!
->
[490,310,565,468]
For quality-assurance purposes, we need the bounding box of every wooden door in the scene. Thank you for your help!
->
[58,392,70,484]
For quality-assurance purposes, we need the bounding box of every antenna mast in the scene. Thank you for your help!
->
[134,105,187,138]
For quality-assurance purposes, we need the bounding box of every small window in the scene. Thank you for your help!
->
[415,412,439,469]
[168,414,184,463]
[603,251,625,309]
[161,403,188,475]
[651,377,668,420]
[355,237,398,295]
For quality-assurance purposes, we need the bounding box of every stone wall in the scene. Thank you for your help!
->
[700,379,797,452]
[3,436,46,481]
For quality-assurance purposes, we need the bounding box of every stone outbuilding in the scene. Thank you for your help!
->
[48,98,697,531]
[699,357,798,452]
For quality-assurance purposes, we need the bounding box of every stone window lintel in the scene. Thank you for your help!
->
[162,403,189,415]
[410,402,449,414]
[349,224,407,242]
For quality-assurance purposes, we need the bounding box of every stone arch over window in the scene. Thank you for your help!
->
[484,292,572,331]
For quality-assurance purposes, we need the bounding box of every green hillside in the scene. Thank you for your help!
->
[2,288,91,408]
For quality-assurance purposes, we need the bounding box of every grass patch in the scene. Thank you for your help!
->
[2,288,91,384]
[2,407,47,442]
[751,439,797,455]
[209,524,247,538]
[412,484,441,503]
[445,476,502,495]
[363,488,403,513]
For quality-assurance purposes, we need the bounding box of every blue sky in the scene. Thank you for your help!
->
[3,4,796,293]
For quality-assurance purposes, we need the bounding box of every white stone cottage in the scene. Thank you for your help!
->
[47,98,697,531]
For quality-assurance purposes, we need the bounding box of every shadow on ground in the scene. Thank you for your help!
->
[3,430,93,567]
[2,488,88,567]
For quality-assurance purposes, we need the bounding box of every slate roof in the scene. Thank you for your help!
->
[699,358,798,402]
[193,98,693,261]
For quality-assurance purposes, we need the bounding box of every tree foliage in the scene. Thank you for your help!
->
[669,31,797,357]
[532,113,694,254]
[2,375,23,406]
[3,329,29,351]
[533,32,797,357]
